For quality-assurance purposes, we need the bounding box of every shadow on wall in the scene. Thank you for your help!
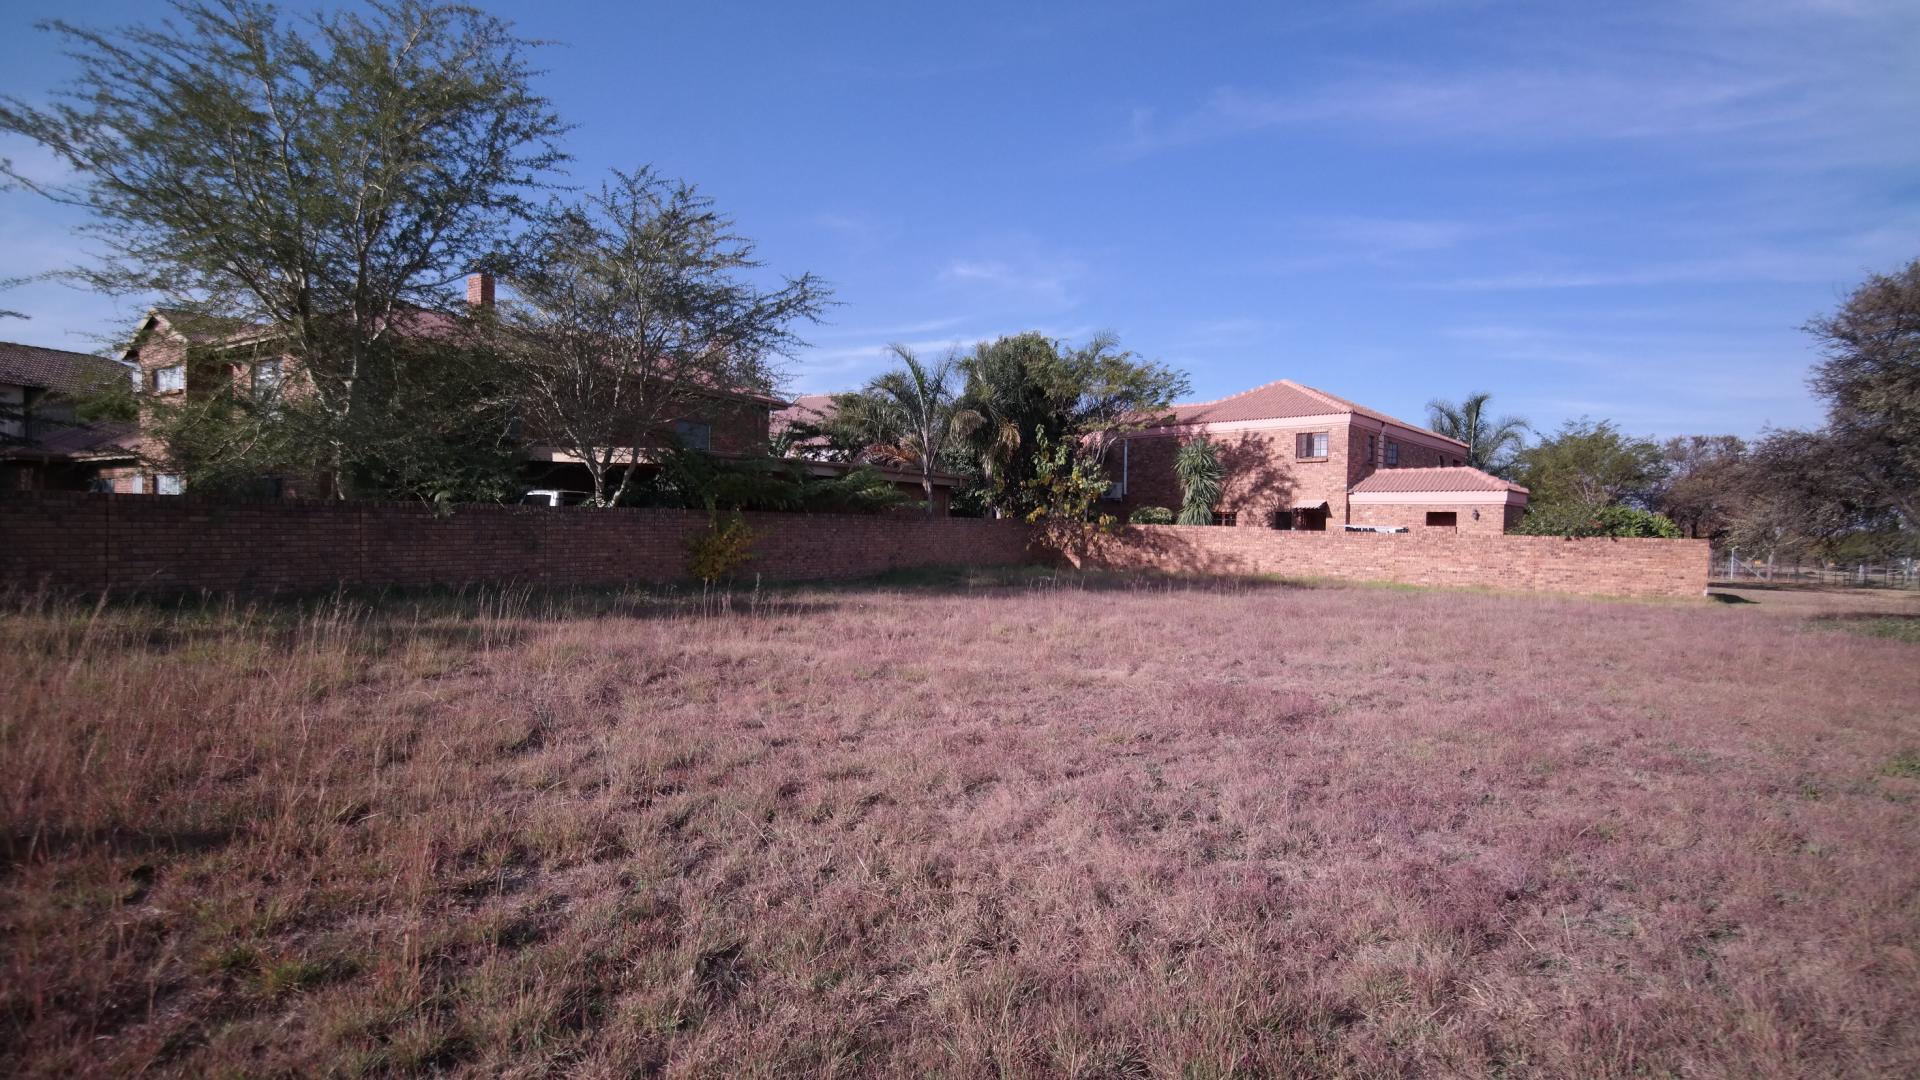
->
[1215,433,1296,523]
[1053,523,1259,578]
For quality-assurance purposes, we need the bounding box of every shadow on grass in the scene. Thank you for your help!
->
[1,564,1329,651]
[838,563,1328,597]
[1707,591,1757,604]
[1,824,241,870]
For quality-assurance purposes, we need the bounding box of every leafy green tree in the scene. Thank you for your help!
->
[953,331,1187,517]
[1022,428,1114,526]
[1725,427,1900,562]
[1513,503,1681,538]
[1175,437,1223,525]
[826,345,960,515]
[1425,392,1529,476]
[1655,435,1748,540]
[0,0,567,498]
[1129,506,1174,525]
[1803,258,1920,531]
[1515,418,1668,510]
[502,168,830,506]
[640,444,905,515]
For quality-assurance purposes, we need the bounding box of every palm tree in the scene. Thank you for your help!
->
[950,332,1060,519]
[1426,392,1530,476]
[1174,437,1223,525]
[837,344,960,515]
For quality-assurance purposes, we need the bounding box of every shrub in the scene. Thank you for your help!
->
[1515,502,1682,538]
[635,449,907,515]
[1174,438,1222,526]
[686,514,756,584]
[1130,506,1174,525]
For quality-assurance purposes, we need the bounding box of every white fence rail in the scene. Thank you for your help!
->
[1718,552,1920,590]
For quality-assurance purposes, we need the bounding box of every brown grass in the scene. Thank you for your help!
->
[4,570,1919,1077]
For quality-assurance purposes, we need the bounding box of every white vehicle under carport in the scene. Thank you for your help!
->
[519,489,591,507]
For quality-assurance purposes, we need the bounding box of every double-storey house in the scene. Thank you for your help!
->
[1103,379,1528,532]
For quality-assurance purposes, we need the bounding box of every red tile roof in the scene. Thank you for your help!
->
[1349,465,1528,495]
[24,421,140,459]
[773,393,836,431]
[0,340,132,395]
[1155,378,1467,448]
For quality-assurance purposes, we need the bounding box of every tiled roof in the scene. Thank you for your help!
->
[1154,378,1467,448]
[27,421,140,458]
[0,340,132,395]
[149,308,266,344]
[1349,465,1528,495]
[773,393,836,431]
[1163,380,1340,424]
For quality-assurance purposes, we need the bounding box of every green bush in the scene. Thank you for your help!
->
[1174,438,1222,526]
[686,514,756,584]
[632,448,908,515]
[1129,506,1174,525]
[1514,502,1682,538]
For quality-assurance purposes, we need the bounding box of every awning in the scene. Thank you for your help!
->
[1288,500,1329,511]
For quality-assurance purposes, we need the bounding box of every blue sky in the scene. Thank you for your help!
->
[3,0,1915,438]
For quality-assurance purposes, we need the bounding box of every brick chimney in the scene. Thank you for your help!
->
[466,271,495,308]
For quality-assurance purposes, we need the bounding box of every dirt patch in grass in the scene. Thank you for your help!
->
[4,573,1919,1076]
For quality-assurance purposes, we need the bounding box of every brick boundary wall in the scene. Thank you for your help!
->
[1054,524,1711,600]
[0,493,1032,595]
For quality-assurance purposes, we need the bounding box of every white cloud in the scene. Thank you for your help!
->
[936,236,1088,309]
[938,257,1081,307]
[1119,3,1918,170]
[1421,217,1920,291]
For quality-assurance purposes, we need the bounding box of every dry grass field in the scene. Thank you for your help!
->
[4,570,1918,1077]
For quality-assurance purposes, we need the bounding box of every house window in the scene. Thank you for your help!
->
[154,364,185,393]
[1270,510,1294,530]
[1211,511,1237,527]
[1103,439,1129,501]
[1366,434,1377,465]
[1385,440,1400,467]
[1426,511,1458,528]
[672,420,712,451]
[155,474,183,495]
[254,359,282,398]
[1294,431,1329,459]
[128,474,146,494]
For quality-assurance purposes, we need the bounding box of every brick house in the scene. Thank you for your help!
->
[0,340,141,493]
[1103,379,1527,532]
[111,275,798,499]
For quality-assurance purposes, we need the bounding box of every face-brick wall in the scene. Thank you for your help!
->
[1108,418,1473,529]
[1054,524,1708,600]
[1348,500,1516,535]
[1,494,1705,601]
[0,493,1029,595]
[1108,423,1358,526]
